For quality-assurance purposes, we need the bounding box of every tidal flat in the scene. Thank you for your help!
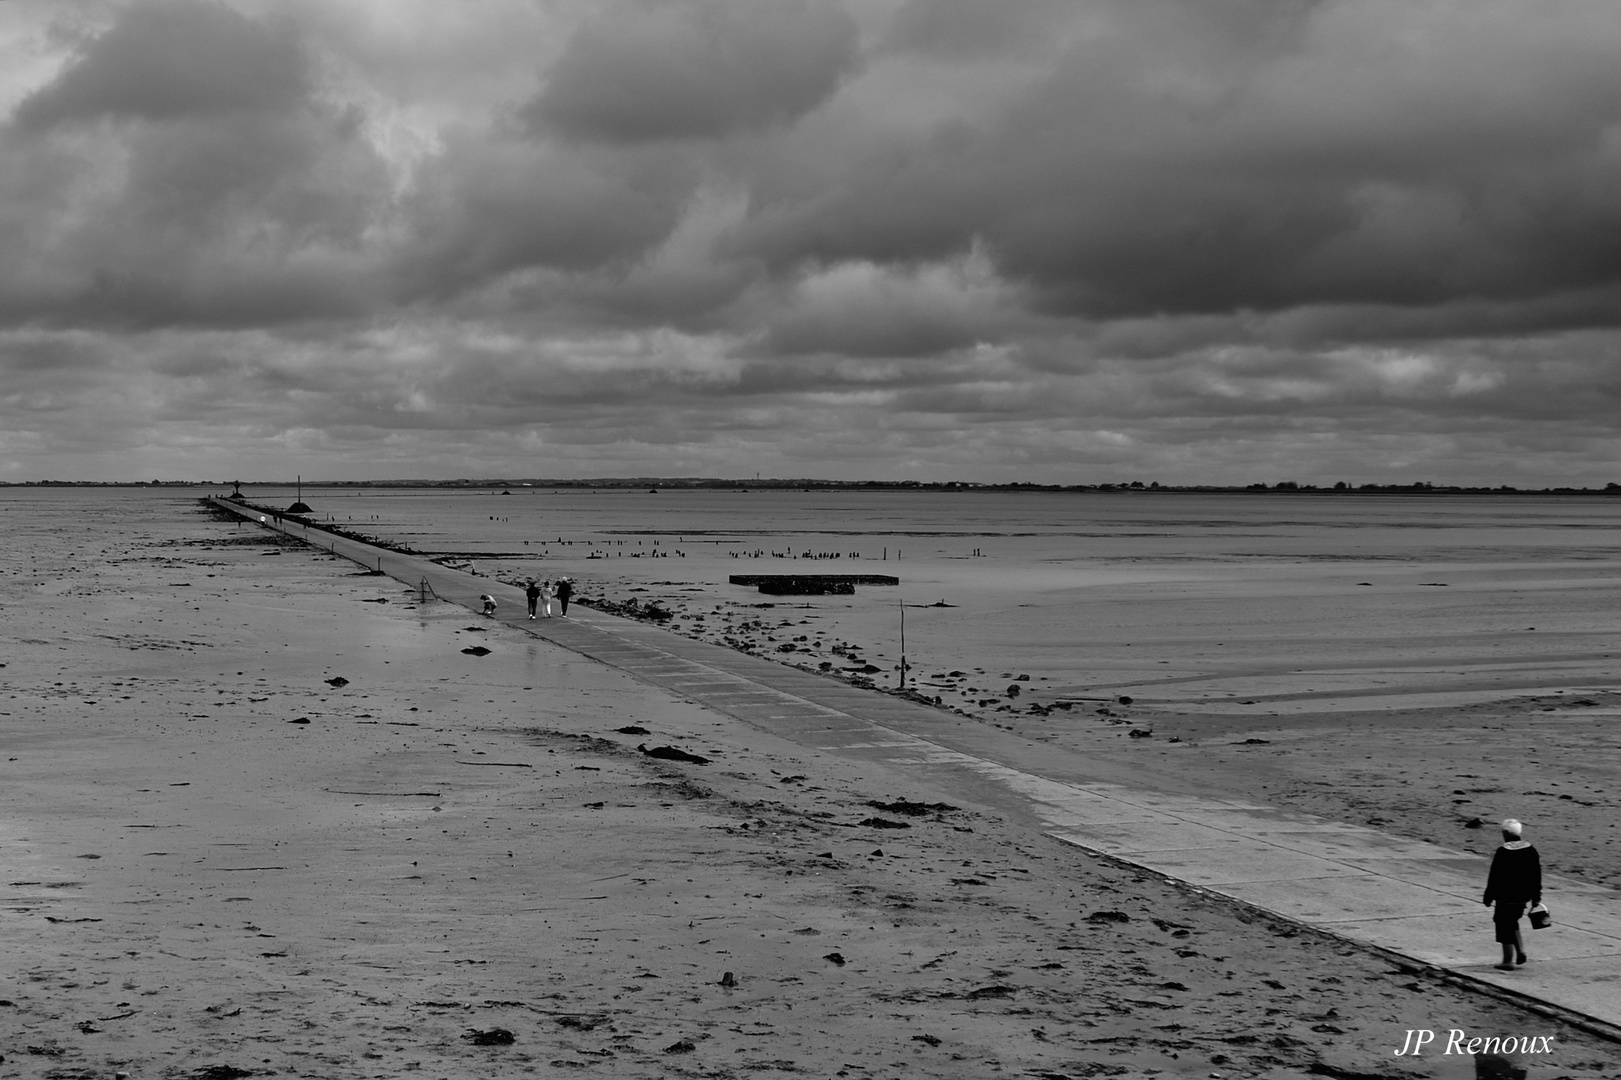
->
[2,487,1616,1076]
[284,484,1621,891]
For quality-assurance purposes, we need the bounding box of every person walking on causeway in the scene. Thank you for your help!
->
[1482,818,1541,970]
[556,577,573,616]
[525,580,541,619]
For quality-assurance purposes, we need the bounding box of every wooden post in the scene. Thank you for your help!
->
[898,598,906,690]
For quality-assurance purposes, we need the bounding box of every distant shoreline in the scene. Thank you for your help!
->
[8,477,1621,495]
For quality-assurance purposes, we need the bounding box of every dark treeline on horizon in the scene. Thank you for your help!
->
[10,478,1621,495]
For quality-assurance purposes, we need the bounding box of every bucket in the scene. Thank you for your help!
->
[1528,903,1551,930]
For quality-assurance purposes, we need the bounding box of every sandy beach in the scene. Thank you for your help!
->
[2,495,1618,1078]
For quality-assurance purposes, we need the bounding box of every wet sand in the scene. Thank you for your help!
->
[556,570,1621,894]
[1,495,1617,1077]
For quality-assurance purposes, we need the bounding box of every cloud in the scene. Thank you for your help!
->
[4,0,1621,484]
[13,0,309,130]
[728,0,1621,326]
[758,248,1019,359]
[392,134,702,298]
[527,0,861,142]
[880,0,1080,62]
[0,0,391,329]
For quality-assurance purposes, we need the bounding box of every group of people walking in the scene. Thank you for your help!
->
[524,577,572,619]
[478,577,574,619]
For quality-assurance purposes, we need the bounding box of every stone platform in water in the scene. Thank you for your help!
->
[729,574,900,595]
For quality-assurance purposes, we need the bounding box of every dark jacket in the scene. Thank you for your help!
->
[1483,842,1541,907]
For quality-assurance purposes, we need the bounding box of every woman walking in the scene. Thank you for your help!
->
[539,579,555,618]
[1482,818,1541,970]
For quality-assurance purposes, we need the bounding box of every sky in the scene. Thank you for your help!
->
[2,0,1621,486]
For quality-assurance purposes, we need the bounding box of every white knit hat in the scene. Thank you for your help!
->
[1501,818,1522,837]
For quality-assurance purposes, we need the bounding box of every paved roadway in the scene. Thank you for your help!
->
[210,498,1621,1037]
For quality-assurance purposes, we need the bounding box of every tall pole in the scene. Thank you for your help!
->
[898,598,906,689]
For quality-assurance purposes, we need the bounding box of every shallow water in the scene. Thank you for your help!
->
[204,485,1621,716]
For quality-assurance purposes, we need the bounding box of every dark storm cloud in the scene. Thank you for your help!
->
[392,135,701,299]
[880,0,1082,61]
[0,0,389,329]
[0,330,108,375]
[0,112,387,328]
[730,0,1621,327]
[5,0,1621,484]
[14,0,308,130]
[528,0,861,142]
